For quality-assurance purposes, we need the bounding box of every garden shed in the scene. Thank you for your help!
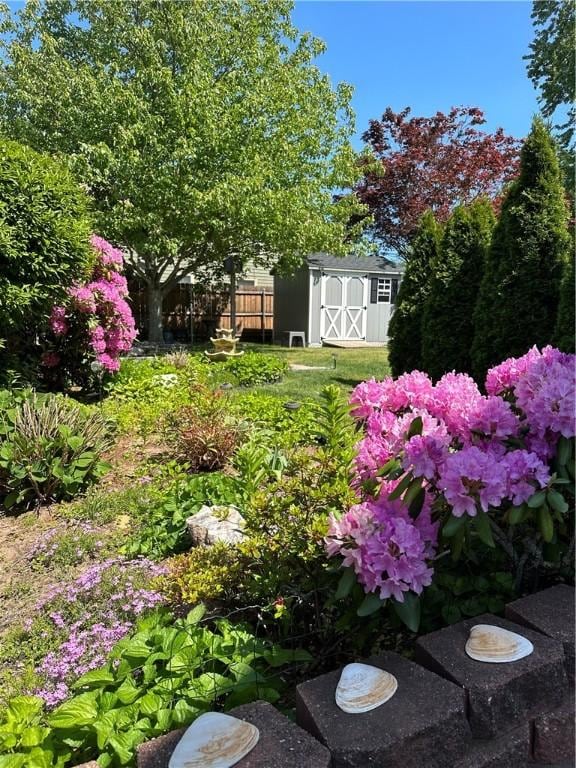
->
[274,253,402,346]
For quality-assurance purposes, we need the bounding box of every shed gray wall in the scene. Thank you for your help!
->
[274,269,309,341]
[366,274,395,343]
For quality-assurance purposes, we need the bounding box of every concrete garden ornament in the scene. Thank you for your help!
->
[335,663,398,713]
[168,712,259,768]
[465,624,534,663]
[205,327,244,362]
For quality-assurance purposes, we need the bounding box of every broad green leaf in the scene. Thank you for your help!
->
[407,416,423,438]
[527,489,547,508]
[557,436,572,466]
[474,511,495,548]
[6,697,43,724]
[388,472,413,501]
[335,567,356,600]
[186,604,206,625]
[392,592,421,632]
[48,693,98,728]
[73,670,115,690]
[356,593,384,617]
[19,727,50,748]
[443,514,467,538]
[538,505,554,542]
[547,489,569,515]
[508,505,528,525]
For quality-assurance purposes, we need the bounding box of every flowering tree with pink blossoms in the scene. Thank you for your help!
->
[326,346,575,629]
[42,236,137,388]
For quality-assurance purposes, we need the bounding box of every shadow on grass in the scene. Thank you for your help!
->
[332,377,365,389]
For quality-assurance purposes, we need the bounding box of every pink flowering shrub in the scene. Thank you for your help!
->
[326,346,575,617]
[43,235,137,386]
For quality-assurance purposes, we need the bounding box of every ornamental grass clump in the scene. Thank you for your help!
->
[0,393,113,510]
[327,346,575,626]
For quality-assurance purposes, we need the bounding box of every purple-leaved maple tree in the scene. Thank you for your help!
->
[355,106,521,256]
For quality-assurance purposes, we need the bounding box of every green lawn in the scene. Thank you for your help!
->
[240,344,390,401]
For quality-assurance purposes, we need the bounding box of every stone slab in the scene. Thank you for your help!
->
[505,585,575,684]
[532,694,575,764]
[137,727,186,768]
[454,723,529,768]
[415,613,568,739]
[137,702,331,768]
[228,700,332,767]
[295,651,471,768]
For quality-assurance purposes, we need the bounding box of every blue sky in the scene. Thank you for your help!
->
[291,1,540,149]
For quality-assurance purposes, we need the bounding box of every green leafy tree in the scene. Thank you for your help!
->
[553,250,575,352]
[0,0,364,341]
[388,211,441,376]
[471,117,570,380]
[0,137,93,342]
[525,0,575,179]
[421,200,495,380]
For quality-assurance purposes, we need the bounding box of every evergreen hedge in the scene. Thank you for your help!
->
[471,117,571,380]
[388,210,441,376]
[553,249,575,352]
[421,199,495,380]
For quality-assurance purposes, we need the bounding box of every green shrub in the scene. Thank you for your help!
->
[0,138,93,376]
[0,392,113,510]
[223,352,288,386]
[229,391,317,447]
[471,117,571,380]
[421,199,495,380]
[388,211,441,376]
[163,387,359,640]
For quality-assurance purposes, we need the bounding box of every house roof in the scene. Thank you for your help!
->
[307,252,402,274]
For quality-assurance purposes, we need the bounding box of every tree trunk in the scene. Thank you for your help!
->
[230,264,237,334]
[148,284,165,343]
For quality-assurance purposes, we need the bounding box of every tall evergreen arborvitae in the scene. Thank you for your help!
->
[553,250,575,352]
[471,117,571,380]
[421,199,495,380]
[388,210,441,376]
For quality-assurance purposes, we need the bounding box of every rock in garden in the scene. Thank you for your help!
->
[186,504,245,546]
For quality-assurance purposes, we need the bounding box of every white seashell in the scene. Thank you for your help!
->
[168,712,259,768]
[465,624,534,663]
[335,662,398,714]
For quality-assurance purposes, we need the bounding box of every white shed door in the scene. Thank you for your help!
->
[320,273,367,340]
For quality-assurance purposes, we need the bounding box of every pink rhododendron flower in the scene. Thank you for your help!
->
[326,492,438,602]
[438,446,508,517]
[46,235,137,375]
[333,346,574,603]
[501,450,550,506]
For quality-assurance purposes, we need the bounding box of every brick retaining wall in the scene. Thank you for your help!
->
[80,585,575,768]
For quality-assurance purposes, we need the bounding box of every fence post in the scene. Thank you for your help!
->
[261,290,266,344]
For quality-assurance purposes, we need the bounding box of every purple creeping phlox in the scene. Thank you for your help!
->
[45,235,137,373]
[32,557,167,707]
[327,347,575,603]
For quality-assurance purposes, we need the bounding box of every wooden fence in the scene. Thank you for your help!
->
[130,283,274,343]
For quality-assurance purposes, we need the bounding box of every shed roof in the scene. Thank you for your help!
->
[307,252,402,274]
